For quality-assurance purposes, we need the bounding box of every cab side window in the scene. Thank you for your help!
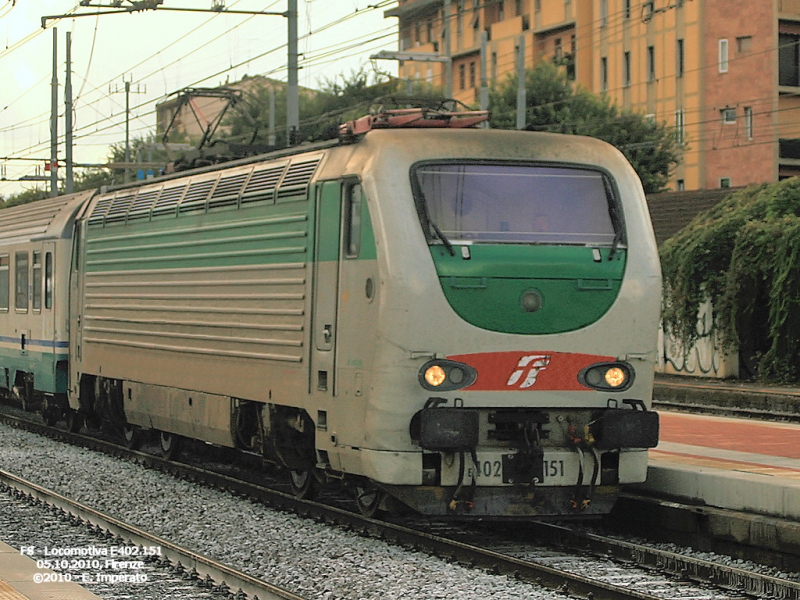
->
[344,182,362,259]
[15,252,28,312]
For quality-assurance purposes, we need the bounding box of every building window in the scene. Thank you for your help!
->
[677,179,685,191]
[515,0,523,16]
[535,0,541,12]
[555,38,562,61]
[469,61,476,87]
[720,177,732,188]
[624,0,631,19]
[623,51,631,87]
[779,33,800,87]
[600,0,608,26]
[676,39,684,78]
[601,56,608,91]
[675,109,685,145]
[721,107,736,124]
[719,39,729,73]
[427,19,434,44]
[737,36,752,54]
[491,51,498,82]
[647,45,655,81]
[744,106,753,140]
[499,1,505,20]
[459,63,466,90]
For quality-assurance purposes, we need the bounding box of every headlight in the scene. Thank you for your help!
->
[418,360,477,391]
[424,365,447,387]
[578,362,634,392]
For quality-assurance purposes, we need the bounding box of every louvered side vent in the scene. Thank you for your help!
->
[208,171,249,210]
[87,196,115,227]
[179,178,216,213]
[151,185,185,217]
[241,162,287,205]
[276,156,321,200]
[127,187,161,222]
[103,192,137,224]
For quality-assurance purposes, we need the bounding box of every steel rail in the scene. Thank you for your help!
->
[0,469,305,600]
[2,407,796,599]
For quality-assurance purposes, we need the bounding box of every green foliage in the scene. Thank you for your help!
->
[227,69,412,146]
[488,62,680,193]
[661,178,800,381]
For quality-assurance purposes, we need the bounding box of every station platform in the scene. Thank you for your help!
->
[622,375,800,558]
[0,541,101,600]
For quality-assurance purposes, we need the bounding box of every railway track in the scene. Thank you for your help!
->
[0,469,304,600]
[1,405,797,600]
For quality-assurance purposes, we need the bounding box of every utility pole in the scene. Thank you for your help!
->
[50,28,58,197]
[65,31,74,194]
[443,0,452,99]
[111,78,146,183]
[286,0,299,145]
[516,35,526,131]
[480,29,489,123]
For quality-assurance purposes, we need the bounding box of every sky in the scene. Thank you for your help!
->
[0,0,399,197]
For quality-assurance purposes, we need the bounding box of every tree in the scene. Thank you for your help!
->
[661,178,800,382]
[489,62,680,193]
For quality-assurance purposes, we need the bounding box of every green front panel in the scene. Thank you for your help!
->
[84,200,312,271]
[431,245,626,334]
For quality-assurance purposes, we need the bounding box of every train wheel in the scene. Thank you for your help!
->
[354,483,384,518]
[158,431,180,460]
[65,410,83,433]
[289,469,317,500]
[122,424,143,450]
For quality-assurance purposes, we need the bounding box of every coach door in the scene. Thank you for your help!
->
[311,181,342,396]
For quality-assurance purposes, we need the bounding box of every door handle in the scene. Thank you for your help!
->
[323,325,332,344]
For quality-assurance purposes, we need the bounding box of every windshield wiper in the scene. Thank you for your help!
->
[429,220,456,256]
[608,227,623,261]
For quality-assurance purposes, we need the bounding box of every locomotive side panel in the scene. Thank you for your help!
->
[74,156,325,433]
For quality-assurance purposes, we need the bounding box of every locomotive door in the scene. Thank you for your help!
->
[67,218,87,408]
[311,181,342,395]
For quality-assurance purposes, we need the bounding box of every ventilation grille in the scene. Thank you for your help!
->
[179,179,216,214]
[241,163,287,205]
[209,172,248,209]
[277,157,321,200]
[127,188,161,221]
[86,154,322,227]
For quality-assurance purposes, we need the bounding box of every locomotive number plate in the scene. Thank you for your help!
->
[465,452,583,486]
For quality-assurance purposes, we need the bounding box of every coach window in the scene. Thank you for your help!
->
[15,252,28,312]
[0,255,8,311]
[45,252,53,310]
[32,251,42,312]
[344,181,362,258]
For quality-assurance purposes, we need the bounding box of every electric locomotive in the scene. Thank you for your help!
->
[1,108,661,518]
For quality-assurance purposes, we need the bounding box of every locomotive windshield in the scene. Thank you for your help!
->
[414,163,620,245]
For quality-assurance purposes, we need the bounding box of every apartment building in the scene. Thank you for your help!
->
[385,0,800,191]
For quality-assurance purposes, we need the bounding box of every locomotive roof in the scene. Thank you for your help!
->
[0,190,93,245]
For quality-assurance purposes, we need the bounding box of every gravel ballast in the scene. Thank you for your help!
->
[0,423,563,600]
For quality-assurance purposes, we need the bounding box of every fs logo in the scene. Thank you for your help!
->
[506,354,551,389]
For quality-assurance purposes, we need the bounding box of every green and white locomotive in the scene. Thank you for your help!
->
[0,109,661,518]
